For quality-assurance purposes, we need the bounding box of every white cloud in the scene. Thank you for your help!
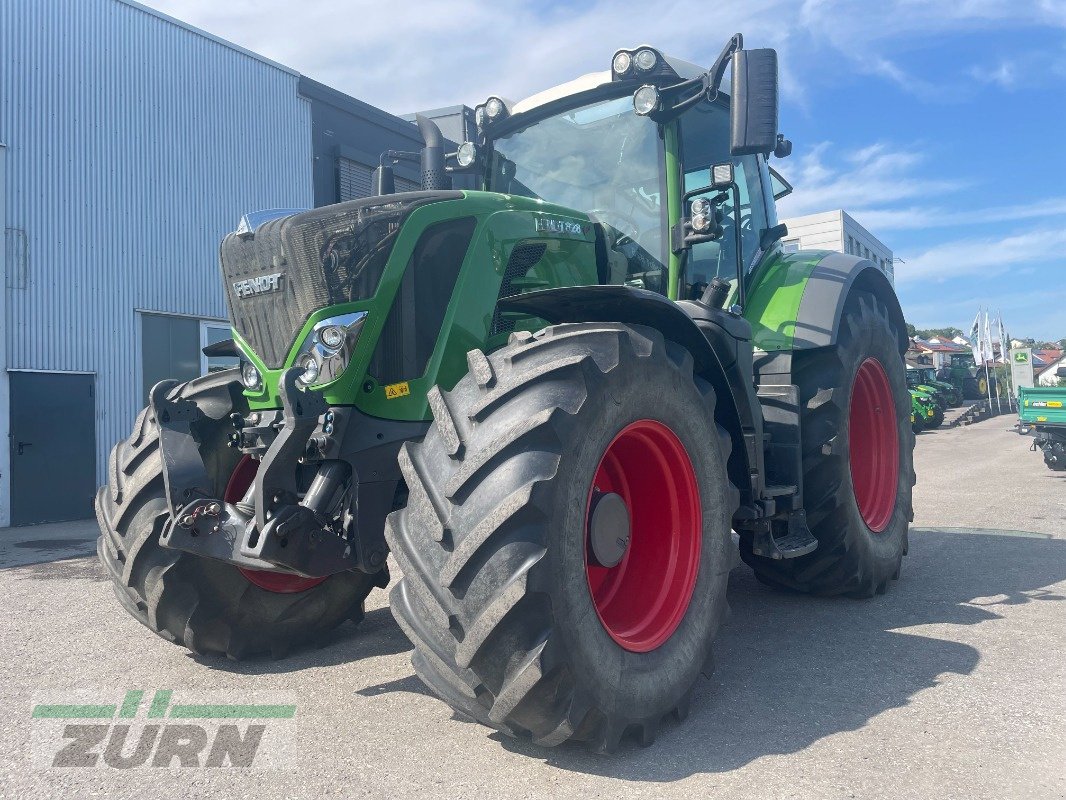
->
[969,60,1018,89]
[775,142,966,219]
[895,227,1066,283]
[846,197,1066,231]
[137,0,1066,113]
[902,286,1066,341]
[776,140,1066,233]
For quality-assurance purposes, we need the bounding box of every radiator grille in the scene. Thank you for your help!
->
[219,191,460,368]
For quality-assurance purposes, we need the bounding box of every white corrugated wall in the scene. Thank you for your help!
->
[1,0,313,507]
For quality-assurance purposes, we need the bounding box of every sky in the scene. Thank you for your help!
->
[142,0,1066,341]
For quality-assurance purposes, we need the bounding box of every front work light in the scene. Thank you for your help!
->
[691,197,712,218]
[634,49,658,72]
[456,141,478,168]
[612,51,632,75]
[633,85,660,116]
[485,97,505,121]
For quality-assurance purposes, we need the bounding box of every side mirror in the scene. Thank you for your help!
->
[729,48,779,156]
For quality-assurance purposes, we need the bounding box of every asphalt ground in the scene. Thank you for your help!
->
[1,415,1063,799]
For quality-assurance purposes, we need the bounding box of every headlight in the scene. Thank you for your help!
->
[634,49,658,72]
[691,197,712,218]
[612,51,632,75]
[293,311,368,389]
[691,213,711,233]
[241,361,262,390]
[319,325,346,350]
[633,85,660,116]
[297,354,320,387]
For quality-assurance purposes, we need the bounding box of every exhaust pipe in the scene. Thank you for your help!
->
[416,114,448,191]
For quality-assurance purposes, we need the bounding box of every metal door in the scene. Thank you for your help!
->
[9,372,96,525]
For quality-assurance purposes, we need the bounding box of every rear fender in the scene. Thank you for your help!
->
[747,250,907,356]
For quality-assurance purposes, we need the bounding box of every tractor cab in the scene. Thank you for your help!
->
[410,36,791,310]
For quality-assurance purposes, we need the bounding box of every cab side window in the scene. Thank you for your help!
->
[679,101,770,293]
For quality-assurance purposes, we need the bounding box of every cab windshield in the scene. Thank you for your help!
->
[487,95,667,293]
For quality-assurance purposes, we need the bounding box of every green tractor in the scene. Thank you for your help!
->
[939,352,995,400]
[908,364,962,407]
[905,371,945,428]
[96,36,914,752]
[910,389,939,433]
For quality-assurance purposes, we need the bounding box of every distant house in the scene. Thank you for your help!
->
[1036,350,1065,386]
[908,336,968,370]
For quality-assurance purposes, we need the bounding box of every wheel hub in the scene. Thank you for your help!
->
[587,491,631,568]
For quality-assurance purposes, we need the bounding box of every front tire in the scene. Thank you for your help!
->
[95,372,386,660]
[741,292,914,597]
[386,324,737,751]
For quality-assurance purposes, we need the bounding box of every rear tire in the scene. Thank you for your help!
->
[387,324,737,751]
[928,404,944,429]
[95,372,386,660]
[741,292,914,597]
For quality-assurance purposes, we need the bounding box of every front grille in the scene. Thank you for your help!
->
[220,191,461,368]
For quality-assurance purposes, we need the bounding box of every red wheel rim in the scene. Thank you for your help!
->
[584,420,701,653]
[225,455,327,594]
[848,358,900,533]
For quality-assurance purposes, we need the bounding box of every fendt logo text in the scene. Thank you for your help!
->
[29,689,296,769]
[233,272,283,298]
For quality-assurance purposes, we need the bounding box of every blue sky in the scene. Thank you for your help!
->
[144,0,1066,340]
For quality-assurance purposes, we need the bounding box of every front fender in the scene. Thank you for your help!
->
[498,285,760,504]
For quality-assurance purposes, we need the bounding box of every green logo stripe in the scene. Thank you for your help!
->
[147,690,172,718]
[119,690,144,718]
[169,704,296,719]
[32,704,117,719]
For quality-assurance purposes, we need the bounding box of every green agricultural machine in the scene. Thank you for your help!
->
[1019,382,1066,470]
[96,36,915,752]
[905,372,945,428]
[939,352,995,400]
[910,389,938,433]
[908,365,962,407]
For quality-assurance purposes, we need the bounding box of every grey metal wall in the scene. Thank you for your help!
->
[1,0,314,489]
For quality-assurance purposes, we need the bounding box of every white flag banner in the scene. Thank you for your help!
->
[984,311,995,365]
[970,311,983,365]
[984,310,999,410]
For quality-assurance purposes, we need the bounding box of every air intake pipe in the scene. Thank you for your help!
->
[416,114,448,191]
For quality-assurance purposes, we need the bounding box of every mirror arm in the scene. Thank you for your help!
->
[707,33,744,101]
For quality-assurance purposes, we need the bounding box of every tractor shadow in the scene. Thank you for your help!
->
[487,526,1066,779]
[187,606,411,675]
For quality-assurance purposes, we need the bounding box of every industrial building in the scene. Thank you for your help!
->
[779,210,894,283]
[0,0,465,526]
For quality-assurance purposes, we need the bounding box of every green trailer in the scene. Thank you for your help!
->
[95,35,914,752]
[1019,383,1066,470]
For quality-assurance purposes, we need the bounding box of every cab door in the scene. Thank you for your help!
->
[676,99,771,297]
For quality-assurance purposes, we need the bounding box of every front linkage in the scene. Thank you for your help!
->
[151,368,426,580]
